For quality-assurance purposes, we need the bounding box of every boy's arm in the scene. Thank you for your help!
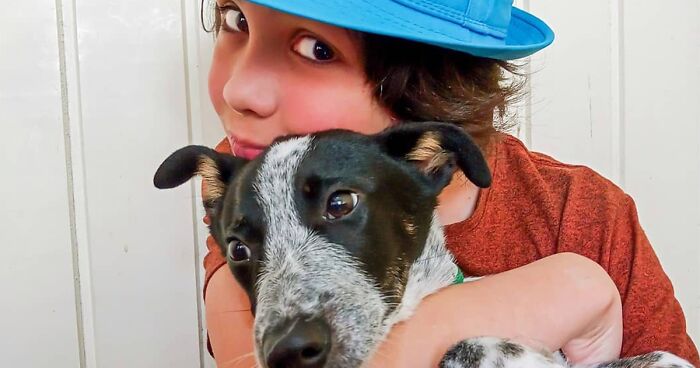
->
[602,195,699,365]
[205,253,622,367]
[206,265,255,368]
[366,252,622,367]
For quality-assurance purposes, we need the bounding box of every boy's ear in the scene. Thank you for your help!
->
[153,145,247,208]
[374,122,491,191]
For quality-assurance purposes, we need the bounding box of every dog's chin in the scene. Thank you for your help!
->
[253,308,390,368]
[327,319,403,368]
[323,351,369,368]
[253,331,381,368]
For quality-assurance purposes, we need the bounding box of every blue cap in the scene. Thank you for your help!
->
[247,0,554,60]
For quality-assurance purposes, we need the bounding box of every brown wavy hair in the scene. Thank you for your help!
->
[202,0,526,152]
[360,34,525,151]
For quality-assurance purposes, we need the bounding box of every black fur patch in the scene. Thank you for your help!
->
[440,341,486,368]
[498,340,525,358]
[293,131,438,310]
[595,352,662,368]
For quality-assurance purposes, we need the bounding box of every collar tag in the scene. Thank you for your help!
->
[453,268,465,285]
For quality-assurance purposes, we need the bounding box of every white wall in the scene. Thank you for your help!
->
[1,0,697,367]
[522,0,700,341]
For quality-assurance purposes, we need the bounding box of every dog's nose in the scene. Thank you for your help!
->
[263,317,331,368]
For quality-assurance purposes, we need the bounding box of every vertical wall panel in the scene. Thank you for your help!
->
[622,0,700,340]
[0,1,81,366]
[183,0,218,366]
[509,0,532,144]
[190,3,228,366]
[528,0,616,181]
[73,0,201,366]
[60,0,95,364]
[513,0,699,343]
[3,1,698,365]
[197,2,225,149]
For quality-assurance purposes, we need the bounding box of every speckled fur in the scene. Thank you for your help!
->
[154,125,696,368]
[252,138,387,367]
[246,137,694,368]
[145,127,692,368]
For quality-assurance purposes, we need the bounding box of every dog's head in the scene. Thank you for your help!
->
[154,122,490,368]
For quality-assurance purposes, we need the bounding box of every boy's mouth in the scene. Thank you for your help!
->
[228,135,266,160]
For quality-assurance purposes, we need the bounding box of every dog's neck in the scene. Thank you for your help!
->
[384,213,473,328]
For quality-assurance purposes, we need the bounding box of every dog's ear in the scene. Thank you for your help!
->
[374,122,491,190]
[154,145,247,208]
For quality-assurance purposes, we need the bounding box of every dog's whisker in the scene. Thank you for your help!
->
[369,348,397,367]
[413,253,455,264]
[377,339,401,350]
[221,352,257,367]
[414,253,454,261]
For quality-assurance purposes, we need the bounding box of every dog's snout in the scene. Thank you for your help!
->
[263,317,331,368]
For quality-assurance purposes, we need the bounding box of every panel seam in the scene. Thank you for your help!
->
[611,0,626,187]
[55,0,87,366]
[181,0,207,366]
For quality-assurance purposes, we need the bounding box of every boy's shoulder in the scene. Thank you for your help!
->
[488,134,636,241]
[214,138,231,154]
[494,133,629,208]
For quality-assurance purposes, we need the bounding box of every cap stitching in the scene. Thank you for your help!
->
[355,0,467,41]
[405,0,508,36]
[396,0,464,19]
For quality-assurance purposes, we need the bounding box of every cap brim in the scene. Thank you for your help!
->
[247,0,554,60]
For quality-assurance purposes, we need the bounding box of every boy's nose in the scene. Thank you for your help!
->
[262,317,331,368]
[222,55,278,119]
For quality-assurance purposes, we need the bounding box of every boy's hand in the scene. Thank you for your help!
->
[366,253,622,367]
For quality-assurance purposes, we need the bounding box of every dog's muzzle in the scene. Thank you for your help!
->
[262,317,331,368]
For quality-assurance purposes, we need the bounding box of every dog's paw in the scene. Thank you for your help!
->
[584,351,694,368]
[439,337,565,368]
[649,351,695,368]
[645,351,694,368]
[573,351,695,368]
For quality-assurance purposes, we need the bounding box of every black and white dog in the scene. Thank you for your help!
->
[154,122,692,368]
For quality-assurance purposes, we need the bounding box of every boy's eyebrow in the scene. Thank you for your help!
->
[346,29,363,41]
[221,0,243,9]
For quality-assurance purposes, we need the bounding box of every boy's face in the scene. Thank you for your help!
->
[208,0,394,159]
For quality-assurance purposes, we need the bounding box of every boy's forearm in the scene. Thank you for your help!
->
[206,267,256,368]
[206,253,622,367]
[368,253,622,367]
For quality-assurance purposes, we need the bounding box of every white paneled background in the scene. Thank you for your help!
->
[1,0,697,367]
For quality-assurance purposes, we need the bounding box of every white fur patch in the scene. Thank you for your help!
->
[242,136,692,368]
[251,137,388,367]
[385,213,459,326]
[650,352,694,368]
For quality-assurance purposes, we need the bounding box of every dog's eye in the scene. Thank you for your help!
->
[324,191,359,220]
[227,239,251,262]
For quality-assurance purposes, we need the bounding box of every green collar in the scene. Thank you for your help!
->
[453,268,465,285]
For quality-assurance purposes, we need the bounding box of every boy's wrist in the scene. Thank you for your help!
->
[367,253,624,366]
[562,287,622,364]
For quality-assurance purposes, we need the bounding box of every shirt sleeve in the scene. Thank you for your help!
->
[202,213,227,301]
[203,137,232,301]
[606,195,699,365]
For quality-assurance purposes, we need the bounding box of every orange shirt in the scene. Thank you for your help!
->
[203,134,699,365]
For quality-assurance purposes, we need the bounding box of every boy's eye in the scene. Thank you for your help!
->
[293,36,335,62]
[219,6,248,33]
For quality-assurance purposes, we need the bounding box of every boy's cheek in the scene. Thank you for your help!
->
[284,91,387,134]
[207,65,225,110]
